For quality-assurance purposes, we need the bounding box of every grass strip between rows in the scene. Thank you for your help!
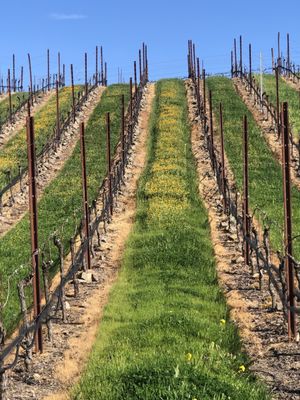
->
[73,79,269,400]
[0,84,130,335]
[0,86,82,188]
[257,74,300,135]
[207,76,300,257]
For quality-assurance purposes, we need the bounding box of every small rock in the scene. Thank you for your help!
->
[33,373,41,382]
[78,270,98,283]
[78,271,93,283]
[227,234,236,241]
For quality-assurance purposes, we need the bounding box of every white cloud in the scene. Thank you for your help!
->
[50,13,87,21]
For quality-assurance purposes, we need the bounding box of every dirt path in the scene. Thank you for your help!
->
[234,78,300,191]
[5,83,155,400]
[186,79,300,400]
[0,90,55,148]
[0,86,105,239]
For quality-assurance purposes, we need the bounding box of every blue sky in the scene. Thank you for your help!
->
[1,0,300,85]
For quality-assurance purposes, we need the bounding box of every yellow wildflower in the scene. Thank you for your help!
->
[239,365,246,373]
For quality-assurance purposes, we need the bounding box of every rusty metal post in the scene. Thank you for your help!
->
[55,81,60,140]
[220,103,226,210]
[57,52,61,86]
[100,46,104,86]
[271,48,275,73]
[239,35,243,77]
[21,66,24,91]
[276,67,280,138]
[100,46,104,85]
[188,40,191,77]
[189,42,192,77]
[8,69,12,122]
[197,57,200,109]
[193,43,196,78]
[187,41,191,77]
[26,116,43,353]
[287,33,290,77]
[47,49,50,91]
[105,62,107,86]
[63,64,65,86]
[282,102,297,339]
[142,42,145,77]
[106,113,113,215]
[27,99,31,117]
[134,61,137,92]
[129,77,133,143]
[234,38,237,76]
[189,40,193,77]
[79,122,91,271]
[85,52,88,98]
[130,77,133,121]
[278,32,281,71]
[249,43,252,94]
[203,68,206,114]
[139,49,143,83]
[70,64,75,123]
[28,53,33,105]
[209,90,214,148]
[139,49,142,83]
[12,54,16,92]
[96,46,98,85]
[145,45,148,81]
[243,115,250,267]
[121,94,125,175]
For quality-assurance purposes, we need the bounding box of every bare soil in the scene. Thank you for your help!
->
[0,86,105,239]
[5,83,155,400]
[186,79,300,400]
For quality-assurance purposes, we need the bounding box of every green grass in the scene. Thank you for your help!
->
[0,84,130,335]
[0,86,82,189]
[0,92,29,127]
[207,76,300,256]
[258,73,300,135]
[73,79,269,400]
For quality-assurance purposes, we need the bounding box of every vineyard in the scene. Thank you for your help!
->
[0,31,300,400]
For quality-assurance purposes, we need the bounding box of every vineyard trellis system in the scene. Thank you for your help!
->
[0,75,106,213]
[0,44,110,216]
[188,40,300,340]
[0,45,109,139]
[230,36,300,181]
[0,43,148,398]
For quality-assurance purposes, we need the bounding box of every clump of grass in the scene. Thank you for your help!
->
[73,79,269,400]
